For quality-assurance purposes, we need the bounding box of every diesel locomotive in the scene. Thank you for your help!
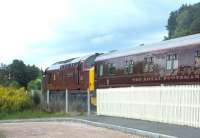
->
[42,53,100,92]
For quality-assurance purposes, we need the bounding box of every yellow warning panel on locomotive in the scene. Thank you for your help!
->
[89,66,95,92]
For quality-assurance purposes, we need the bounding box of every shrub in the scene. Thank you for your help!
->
[27,79,41,91]
[32,92,41,106]
[1,80,20,88]
[8,80,20,88]
[0,86,31,113]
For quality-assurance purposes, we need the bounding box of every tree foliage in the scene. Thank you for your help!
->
[9,60,27,87]
[166,3,200,39]
[0,63,9,85]
[27,79,41,91]
[0,60,41,88]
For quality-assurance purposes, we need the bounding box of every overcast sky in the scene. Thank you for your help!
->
[0,0,199,69]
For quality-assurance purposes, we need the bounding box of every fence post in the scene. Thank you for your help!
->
[87,88,91,116]
[47,90,49,105]
[65,89,69,112]
[47,90,50,111]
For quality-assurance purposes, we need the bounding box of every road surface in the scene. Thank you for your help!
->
[0,122,146,138]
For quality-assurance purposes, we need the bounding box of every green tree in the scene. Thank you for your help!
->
[166,11,177,39]
[26,65,42,82]
[0,63,9,85]
[27,79,41,91]
[166,3,200,39]
[9,60,27,87]
[8,60,41,88]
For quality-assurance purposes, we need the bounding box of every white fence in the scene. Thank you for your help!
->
[97,85,200,128]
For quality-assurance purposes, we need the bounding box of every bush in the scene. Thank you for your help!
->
[27,79,41,91]
[1,80,20,88]
[32,92,41,106]
[0,86,31,113]
[8,80,20,88]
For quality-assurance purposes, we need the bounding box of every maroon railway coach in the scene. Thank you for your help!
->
[43,53,100,92]
[95,34,200,88]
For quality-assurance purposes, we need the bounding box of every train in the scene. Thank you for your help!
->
[42,54,100,92]
[43,33,200,92]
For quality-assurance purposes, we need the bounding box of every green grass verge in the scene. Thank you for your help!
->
[0,131,5,138]
[0,111,70,120]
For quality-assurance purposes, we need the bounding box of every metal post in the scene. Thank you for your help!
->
[87,88,91,116]
[47,90,49,105]
[65,89,68,112]
[47,90,50,110]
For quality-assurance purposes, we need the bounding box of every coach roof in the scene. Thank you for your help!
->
[95,33,200,62]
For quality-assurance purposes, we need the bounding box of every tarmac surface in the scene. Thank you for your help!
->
[0,115,199,138]
[78,115,200,138]
[0,121,146,138]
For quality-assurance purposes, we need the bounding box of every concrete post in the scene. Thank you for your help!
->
[65,89,68,112]
[87,88,90,116]
[47,90,50,105]
[47,90,50,110]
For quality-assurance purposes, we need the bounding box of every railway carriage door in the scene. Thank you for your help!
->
[77,62,84,85]
[77,62,81,85]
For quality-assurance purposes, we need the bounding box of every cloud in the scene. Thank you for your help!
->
[90,33,116,44]
[0,0,73,63]
[0,0,199,68]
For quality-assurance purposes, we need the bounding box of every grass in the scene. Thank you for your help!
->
[0,111,71,120]
[0,131,5,138]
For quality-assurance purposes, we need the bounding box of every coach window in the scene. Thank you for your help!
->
[144,57,154,72]
[143,58,148,72]
[173,54,178,69]
[166,54,178,70]
[195,50,200,67]
[129,60,134,74]
[124,67,129,74]
[148,57,154,72]
[149,57,154,63]
[166,55,172,70]
[144,58,148,63]
[108,63,116,75]
[99,64,104,77]
[124,60,134,74]
[124,60,129,74]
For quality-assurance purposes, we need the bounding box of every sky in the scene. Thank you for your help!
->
[0,0,199,69]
